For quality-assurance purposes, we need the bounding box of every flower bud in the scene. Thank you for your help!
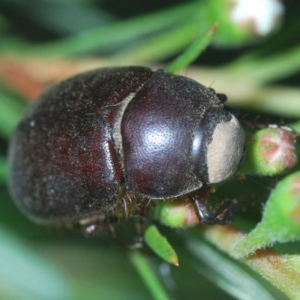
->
[240,126,297,176]
[153,200,199,228]
[208,0,284,46]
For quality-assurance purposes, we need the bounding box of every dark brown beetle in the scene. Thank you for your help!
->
[8,66,244,231]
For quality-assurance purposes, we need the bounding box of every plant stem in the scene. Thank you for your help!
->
[113,19,202,64]
[0,91,26,138]
[203,225,300,300]
[227,43,300,85]
[167,23,218,73]
[0,157,7,183]
[1,2,201,57]
[129,251,169,300]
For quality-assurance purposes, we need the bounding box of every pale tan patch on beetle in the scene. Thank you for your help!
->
[112,79,152,172]
[206,115,244,183]
[112,92,137,170]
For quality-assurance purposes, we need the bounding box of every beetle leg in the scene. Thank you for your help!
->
[130,198,151,248]
[192,189,236,225]
[193,198,216,224]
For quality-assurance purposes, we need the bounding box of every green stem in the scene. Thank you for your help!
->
[203,226,300,300]
[0,157,7,183]
[244,253,300,300]
[129,251,169,300]
[0,90,26,139]
[227,44,300,85]
[113,19,202,64]
[1,2,201,57]
[172,64,300,117]
[167,23,218,73]
[232,225,272,258]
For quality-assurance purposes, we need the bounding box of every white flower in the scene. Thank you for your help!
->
[230,0,284,36]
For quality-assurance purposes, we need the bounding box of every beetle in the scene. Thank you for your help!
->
[8,66,244,233]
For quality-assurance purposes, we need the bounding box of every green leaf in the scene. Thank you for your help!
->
[0,225,72,300]
[233,171,300,258]
[144,225,178,266]
[186,237,275,300]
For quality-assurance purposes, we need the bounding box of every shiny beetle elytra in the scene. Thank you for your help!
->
[8,66,244,231]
